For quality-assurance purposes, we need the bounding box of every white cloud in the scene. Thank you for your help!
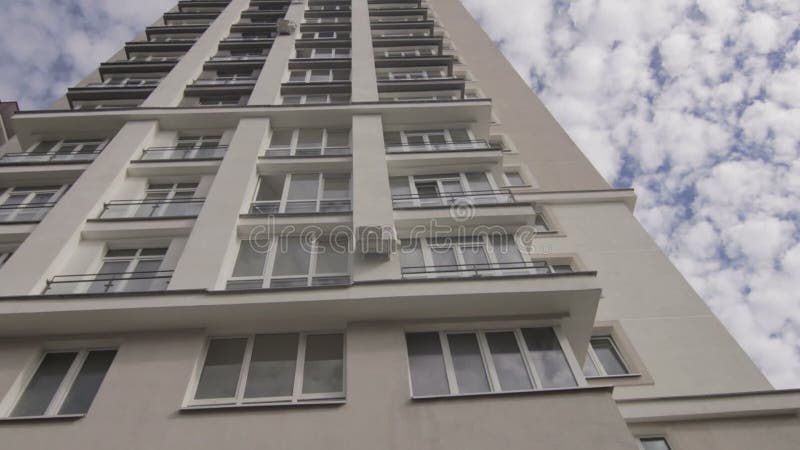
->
[463,0,800,388]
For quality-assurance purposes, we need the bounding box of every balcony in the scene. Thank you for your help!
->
[401,261,575,279]
[386,139,495,153]
[0,150,101,165]
[392,189,515,209]
[209,54,267,62]
[83,79,161,89]
[43,270,173,295]
[249,199,351,215]
[191,77,258,86]
[137,145,227,161]
[226,275,351,290]
[98,198,205,220]
[0,203,56,223]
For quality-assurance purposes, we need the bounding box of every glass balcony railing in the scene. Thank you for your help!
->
[0,150,101,165]
[44,270,174,294]
[0,203,56,223]
[98,198,205,219]
[139,145,227,161]
[392,189,515,209]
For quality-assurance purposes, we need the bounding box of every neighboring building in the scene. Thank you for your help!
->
[0,1,797,449]
[0,99,18,147]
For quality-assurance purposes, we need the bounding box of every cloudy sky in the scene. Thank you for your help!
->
[0,0,798,387]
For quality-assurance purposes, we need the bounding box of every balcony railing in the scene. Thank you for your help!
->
[193,77,258,86]
[0,203,56,223]
[44,270,174,294]
[139,145,227,161]
[98,198,205,219]
[84,80,161,88]
[249,199,351,215]
[401,261,569,278]
[226,275,351,290]
[263,146,351,157]
[0,150,102,165]
[392,189,514,208]
[385,139,493,153]
[210,55,267,61]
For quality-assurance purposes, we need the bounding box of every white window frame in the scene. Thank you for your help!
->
[228,235,351,289]
[308,4,349,11]
[379,91,459,102]
[187,332,346,407]
[2,348,117,418]
[583,336,631,378]
[294,47,351,59]
[301,31,349,39]
[376,67,447,80]
[281,93,350,104]
[198,96,244,106]
[83,247,169,294]
[3,138,107,163]
[304,16,350,24]
[391,171,502,207]
[0,185,68,223]
[376,46,437,57]
[371,15,425,23]
[385,128,477,152]
[137,182,200,218]
[254,172,351,214]
[287,68,350,83]
[93,76,160,87]
[372,30,430,38]
[404,326,586,398]
[637,437,672,450]
[266,128,351,157]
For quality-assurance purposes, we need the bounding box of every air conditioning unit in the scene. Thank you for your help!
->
[357,225,398,255]
[277,19,297,36]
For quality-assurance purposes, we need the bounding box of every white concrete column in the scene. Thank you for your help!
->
[142,0,252,107]
[248,0,308,104]
[0,121,159,295]
[168,117,271,290]
[351,114,399,281]
[351,0,378,101]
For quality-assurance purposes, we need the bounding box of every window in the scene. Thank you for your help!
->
[389,172,507,208]
[96,76,160,87]
[406,327,579,397]
[376,68,447,80]
[583,336,630,377]
[228,236,350,290]
[198,96,243,106]
[383,128,480,152]
[252,173,351,214]
[134,182,201,218]
[376,46,437,58]
[304,16,350,24]
[281,93,350,104]
[190,333,344,407]
[0,186,67,223]
[85,248,169,294]
[0,139,106,164]
[504,171,527,187]
[294,48,351,59]
[8,349,117,417]
[301,31,349,39]
[266,128,351,157]
[287,69,350,83]
[638,438,672,450]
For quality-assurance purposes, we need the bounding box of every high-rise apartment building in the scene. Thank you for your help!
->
[0,0,797,448]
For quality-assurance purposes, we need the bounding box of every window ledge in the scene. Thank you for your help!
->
[181,399,346,413]
[411,385,613,402]
[586,373,642,380]
[0,414,85,423]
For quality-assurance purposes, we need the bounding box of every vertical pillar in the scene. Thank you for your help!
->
[0,121,159,295]
[168,117,271,290]
[351,114,399,281]
[142,0,252,107]
[248,1,308,104]
[351,0,379,101]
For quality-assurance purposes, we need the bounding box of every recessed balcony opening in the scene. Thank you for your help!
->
[0,185,67,223]
[251,173,351,215]
[70,99,144,110]
[126,52,184,63]
[0,139,107,165]
[376,66,449,81]
[372,28,431,38]
[390,172,514,209]
[98,182,205,220]
[300,31,351,40]
[264,128,351,158]
[138,135,227,161]
[375,46,439,58]
[383,128,492,153]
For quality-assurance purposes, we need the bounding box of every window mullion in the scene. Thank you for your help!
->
[280,174,292,213]
[234,335,255,404]
[263,238,278,288]
[439,332,459,395]
[515,329,542,389]
[587,344,606,377]
[308,239,318,285]
[292,334,307,402]
[553,327,586,386]
[46,350,87,416]
[477,331,500,393]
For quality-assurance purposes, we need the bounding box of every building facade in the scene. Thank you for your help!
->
[0,99,18,147]
[0,0,797,449]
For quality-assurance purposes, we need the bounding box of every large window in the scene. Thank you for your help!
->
[87,248,169,294]
[7,349,117,417]
[389,172,508,208]
[0,139,106,164]
[405,327,580,397]
[0,185,67,223]
[266,128,351,157]
[142,135,225,160]
[376,68,447,80]
[295,48,351,59]
[375,46,437,58]
[281,93,350,104]
[288,69,350,83]
[228,236,350,290]
[383,128,481,152]
[582,336,631,377]
[252,173,351,214]
[189,333,345,406]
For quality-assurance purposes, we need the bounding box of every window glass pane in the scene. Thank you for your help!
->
[30,141,58,154]
[383,131,402,145]
[244,334,299,398]
[491,236,524,264]
[582,352,600,377]
[297,129,324,148]
[399,239,424,269]
[232,241,267,277]
[315,239,349,274]
[256,177,282,201]
[447,333,490,394]
[461,245,489,268]
[486,332,532,391]
[287,174,320,200]
[466,172,491,191]
[283,95,301,104]
[124,259,163,292]
[11,352,77,417]
[323,176,350,199]
[639,438,671,450]
[449,129,470,143]
[325,130,350,147]
[269,130,293,148]
[272,237,311,276]
[522,328,577,388]
[302,334,344,394]
[406,332,450,396]
[59,350,117,415]
[431,247,457,270]
[505,171,526,186]
[390,177,411,197]
[310,69,329,81]
[289,71,306,82]
[592,338,628,376]
[195,338,247,399]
